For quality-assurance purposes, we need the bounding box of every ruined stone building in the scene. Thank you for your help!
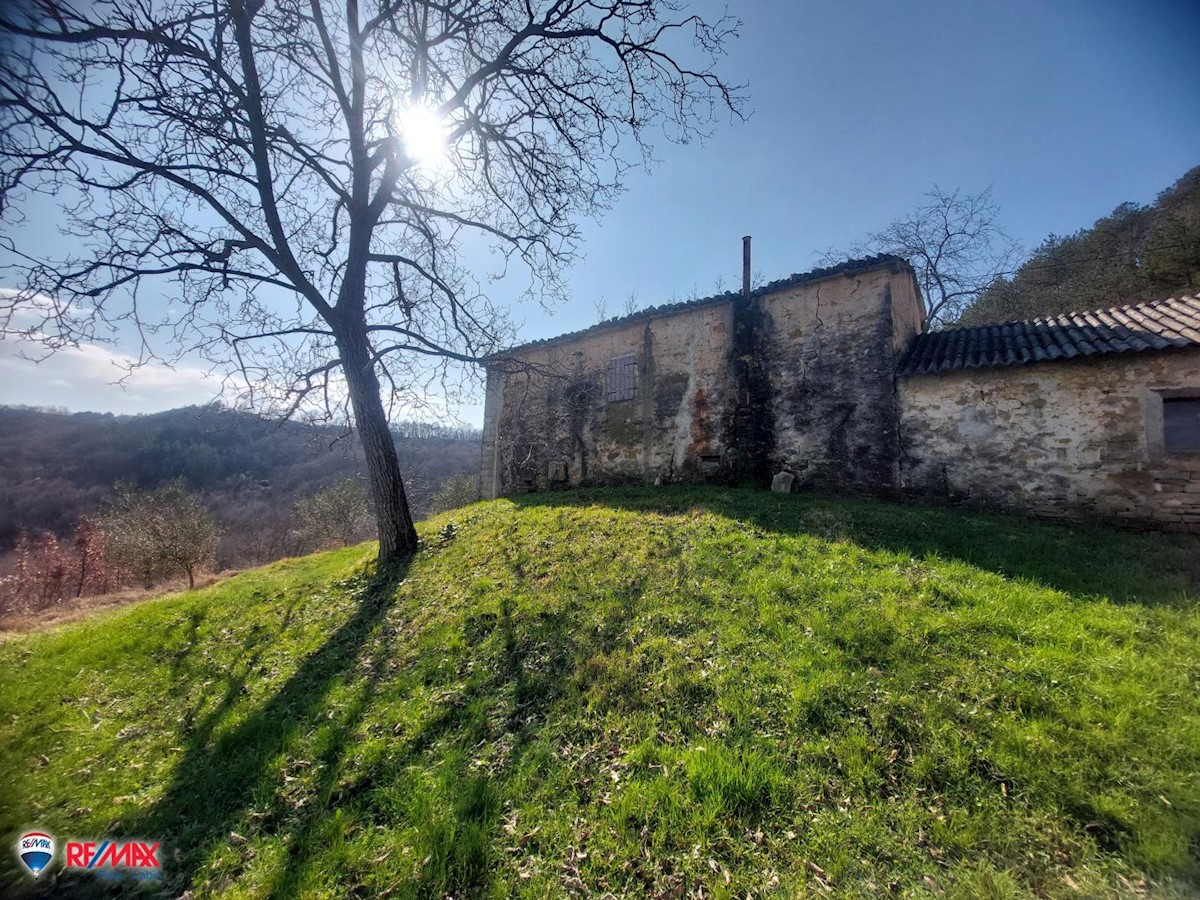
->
[479,255,1200,531]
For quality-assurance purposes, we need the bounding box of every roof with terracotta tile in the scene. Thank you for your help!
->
[898,295,1200,376]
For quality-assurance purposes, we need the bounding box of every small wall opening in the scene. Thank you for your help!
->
[1164,396,1200,455]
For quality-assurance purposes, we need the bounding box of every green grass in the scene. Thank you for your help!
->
[2,487,1200,898]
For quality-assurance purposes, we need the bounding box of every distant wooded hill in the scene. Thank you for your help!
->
[962,165,1200,325]
[0,404,480,562]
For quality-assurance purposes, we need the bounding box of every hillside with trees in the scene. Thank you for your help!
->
[822,166,1199,330]
[962,166,1200,325]
[0,403,480,573]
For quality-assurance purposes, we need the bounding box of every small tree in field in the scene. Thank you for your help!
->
[104,482,220,589]
[9,532,33,609]
[72,517,111,597]
[296,478,373,549]
[429,474,479,515]
[13,531,69,608]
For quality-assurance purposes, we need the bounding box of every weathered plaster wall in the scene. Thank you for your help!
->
[482,299,736,495]
[480,261,924,498]
[888,271,926,358]
[899,348,1200,530]
[755,264,917,492]
[481,255,1199,531]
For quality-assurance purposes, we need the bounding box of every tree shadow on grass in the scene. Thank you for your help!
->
[508,486,1200,607]
[110,559,411,897]
[44,546,635,899]
[261,582,643,899]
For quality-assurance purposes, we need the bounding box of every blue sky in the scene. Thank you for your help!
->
[2,0,1198,421]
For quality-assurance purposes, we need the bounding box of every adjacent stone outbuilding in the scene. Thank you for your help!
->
[480,256,1200,532]
[897,296,1200,529]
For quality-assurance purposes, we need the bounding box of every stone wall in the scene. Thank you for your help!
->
[480,255,1200,532]
[756,263,922,492]
[898,347,1200,530]
[480,259,925,498]
[481,299,737,496]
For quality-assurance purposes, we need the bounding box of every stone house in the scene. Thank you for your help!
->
[479,255,1200,530]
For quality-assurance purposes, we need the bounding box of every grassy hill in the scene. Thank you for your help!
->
[2,488,1199,899]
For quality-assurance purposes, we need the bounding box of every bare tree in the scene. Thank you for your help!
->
[821,186,1022,328]
[6,530,68,610]
[71,517,110,597]
[103,481,220,589]
[296,477,372,548]
[0,1,743,563]
[429,473,479,515]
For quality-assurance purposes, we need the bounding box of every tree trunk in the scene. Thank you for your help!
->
[186,565,195,590]
[336,324,420,563]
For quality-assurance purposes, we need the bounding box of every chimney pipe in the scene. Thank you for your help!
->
[742,235,752,298]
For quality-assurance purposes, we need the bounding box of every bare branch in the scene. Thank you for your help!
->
[820,186,1023,328]
[0,0,743,561]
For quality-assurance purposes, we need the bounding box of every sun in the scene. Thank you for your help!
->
[397,104,446,168]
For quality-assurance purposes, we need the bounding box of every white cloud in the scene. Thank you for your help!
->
[0,303,487,423]
[0,287,75,329]
[0,339,227,414]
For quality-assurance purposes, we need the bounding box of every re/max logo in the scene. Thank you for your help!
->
[65,840,161,870]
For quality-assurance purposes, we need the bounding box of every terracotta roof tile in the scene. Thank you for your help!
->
[898,295,1200,376]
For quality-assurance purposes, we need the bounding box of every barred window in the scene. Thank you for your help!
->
[607,353,637,403]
